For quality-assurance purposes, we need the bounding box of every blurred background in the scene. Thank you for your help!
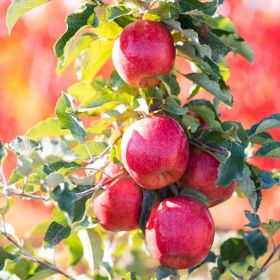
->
[0,0,280,277]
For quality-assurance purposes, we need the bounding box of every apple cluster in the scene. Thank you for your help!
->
[92,20,236,270]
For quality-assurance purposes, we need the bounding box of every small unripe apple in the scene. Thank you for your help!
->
[112,20,176,88]
[180,146,236,207]
[145,196,215,269]
[92,170,143,231]
[121,115,189,190]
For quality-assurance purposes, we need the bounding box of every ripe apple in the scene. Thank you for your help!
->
[92,173,143,231]
[180,146,236,207]
[112,20,176,88]
[145,196,215,269]
[121,115,189,190]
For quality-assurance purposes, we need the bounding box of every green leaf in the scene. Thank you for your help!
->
[77,39,114,82]
[57,32,93,75]
[64,233,84,266]
[189,251,216,274]
[51,184,93,223]
[220,238,251,264]
[249,132,274,145]
[203,15,254,62]
[186,73,232,106]
[25,118,69,140]
[55,93,86,143]
[87,118,116,135]
[132,97,149,116]
[243,229,268,259]
[29,269,56,280]
[244,210,260,228]
[0,247,17,270]
[186,99,222,132]
[77,86,133,111]
[248,114,280,137]
[255,141,280,159]
[44,162,80,174]
[51,184,77,219]
[177,0,224,16]
[261,220,280,236]
[8,136,39,156]
[221,121,249,146]
[44,172,65,190]
[92,20,122,40]
[72,185,93,223]
[163,96,187,116]
[106,6,132,21]
[210,267,223,280]
[6,0,49,34]
[160,74,180,96]
[40,138,77,164]
[54,3,96,58]
[0,199,13,217]
[182,114,200,133]
[73,140,107,161]
[139,190,158,232]
[214,31,254,63]
[44,222,71,248]
[124,272,141,280]
[5,258,34,279]
[238,165,259,212]
[195,24,231,63]
[179,188,209,206]
[254,170,278,189]
[0,142,4,163]
[68,81,99,102]
[78,228,103,272]
[216,142,245,187]
[44,209,71,248]
[156,265,178,280]
[146,3,179,20]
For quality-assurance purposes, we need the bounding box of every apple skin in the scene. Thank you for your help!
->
[93,175,143,232]
[112,20,176,88]
[121,115,189,190]
[145,196,215,269]
[180,146,236,207]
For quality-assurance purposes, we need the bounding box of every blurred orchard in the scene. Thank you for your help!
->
[0,0,280,273]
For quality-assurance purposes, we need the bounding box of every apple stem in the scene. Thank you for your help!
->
[190,140,228,156]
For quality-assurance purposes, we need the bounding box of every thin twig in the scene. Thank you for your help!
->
[0,165,8,189]
[76,173,129,199]
[83,143,94,161]
[190,139,229,156]
[85,135,122,164]
[249,244,280,280]
[0,229,76,280]
[86,145,110,164]
[2,188,49,201]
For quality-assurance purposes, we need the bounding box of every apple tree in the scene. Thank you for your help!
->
[1,0,280,279]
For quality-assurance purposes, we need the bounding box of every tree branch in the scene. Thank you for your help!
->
[2,188,49,201]
[0,229,76,280]
[249,244,280,280]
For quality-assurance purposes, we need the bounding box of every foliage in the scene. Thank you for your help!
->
[1,0,280,279]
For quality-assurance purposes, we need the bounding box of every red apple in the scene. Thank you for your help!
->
[92,175,143,231]
[112,20,176,88]
[145,196,215,269]
[180,146,236,207]
[121,115,189,190]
